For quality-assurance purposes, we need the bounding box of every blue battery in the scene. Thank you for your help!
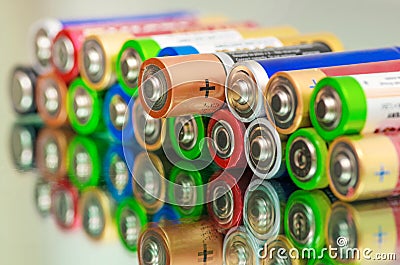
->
[158,45,201,56]
[103,83,134,143]
[226,46,400,122]
[151,204,181,224]
[103,144,133,203]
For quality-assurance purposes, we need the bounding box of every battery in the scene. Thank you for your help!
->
[67,78,106,135]
[138,219,223,265]
[103,144,133,203]
[286,128,329,190]
[36,127,73,181]
[51,180,80,230]
[284,189,337,253]
[139,43,332,118]
[29,11,196,74]
[79,187,117,241]
[207,169,252,233]
[158,32,342,56]
[34,177,52,218]
[151,204,181,225]
[116,197,148,252]
[244,117,286,179]
[243,178,296,244]
[223,226,264,265]
[226,47,400,123]
[102,83,133,142]
[266,60,400,135]
[327,133,400,202]
[263,235,305,265]
[67,135,108,191]
[169,161,218,221]
[133,151,172,214]
[168,115,209,160]
[36,72,69,127]
[207,108,247,169]
[10,121,41,172]
[310,71,400,141]
[132,97,167,151]
[10,66,38,115]
[326,199,400,264]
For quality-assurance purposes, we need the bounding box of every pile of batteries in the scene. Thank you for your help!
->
[10,9,400,265]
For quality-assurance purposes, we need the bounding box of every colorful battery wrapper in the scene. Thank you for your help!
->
[67,135,108,191]
[103,144,133,203]
[103,83,134,142]
[267,59,400,135]
[115,198,148,252]
[310,71,400,141]
[151,204,181,224]
[226,46,400,122]
[286,128,329,190]
[51,180,80,230]
[67,78,106,135]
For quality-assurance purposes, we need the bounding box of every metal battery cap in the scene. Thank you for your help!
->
[109,153,129,192]
[175,116,198,151]
[141,231,168,265]
[120,47,141,88]
[72,144,93,184]
[141,64,168,112]
[44,138,60,173]
[82,39,105,84]
[212,181,234,225]
[73,86,94,125]
[109,94,128,130]
[211,120,234,159]
[35,179,52,217]
[53,190,75,227]
[40,78,61,116]
[82,192,106,239]
[174,172,197,209]
[134,101,162,147]
[223,227,257,265]
[11,125,34,169]
[53,36,74,73]
[11,70,34,113]
[119,207,141,247]
[35,28,52,68]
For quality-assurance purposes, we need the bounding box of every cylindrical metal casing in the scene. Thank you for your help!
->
[51,180,80,230]
[10,66,38,115]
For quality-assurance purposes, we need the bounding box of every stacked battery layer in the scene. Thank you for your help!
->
[10,10,400,265]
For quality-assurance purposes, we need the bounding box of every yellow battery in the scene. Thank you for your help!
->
[326,200,400,264]
[262,235,306,265]
[327,134,399,202]
[279,32,344,52]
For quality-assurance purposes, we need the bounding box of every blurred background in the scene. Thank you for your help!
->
[1,0,400,264]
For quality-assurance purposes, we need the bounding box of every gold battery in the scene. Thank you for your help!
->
[138,219,223,265]
[262,235,305,265]
[279,32,344,52]
[327,134,399,202]
[239,26,299,38]
[79,187,117,241]
[79,32,134,90]
[326,200,399,264]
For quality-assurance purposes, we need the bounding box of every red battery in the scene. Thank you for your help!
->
[207,108,247,169]
[51,180,80,230]
[207,169,252,233]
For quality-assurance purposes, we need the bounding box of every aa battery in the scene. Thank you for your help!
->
[133,151,172,215]
[79,187,117,241]
[243,179,296,244]
[35,127,73,181]
[10,121,41,172]
[103,144,133,203]
[34,177,52,218]
[36,72,69,127]
[67,135,108,191]
[223,226,264,265]
[138,220,223,265]
[284,189,337,252]
[102,83,133,142]
[245,117,286,179]
[226,47,400,123]
[327,133,400,202]
[151,204,181,225]
[139,42,332,118]
[158,32,342,56]
[132,97,167,151]
[263,235,305,265]
[67,78,106,135]
[51,180,80,230]
[10,66,38,115]
[207,169,252,233]
[266,59,400,135]
[168,115,208,160]
[326,199,400,264]
[310,71,400,141]
[286,128,329,190]
[207,108,247,169]
[116,197,148,252]
[28,11,196,74]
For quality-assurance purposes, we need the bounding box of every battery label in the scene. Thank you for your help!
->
[225,42,332,63]
[386,134,400,196]
[151,29,244,48]
[350,72,400,134]
[190,37,283,54]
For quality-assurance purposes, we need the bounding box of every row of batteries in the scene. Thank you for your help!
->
[9,10,400,265]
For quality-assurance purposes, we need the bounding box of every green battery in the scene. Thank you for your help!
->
[67,78,106,135]
[67,135,108,191]
[286,128,329,190]
[309,72,400,141]
[168,161,216,220]
[284,189,335,253]
[115,198,148,252]
[168,115,209,160]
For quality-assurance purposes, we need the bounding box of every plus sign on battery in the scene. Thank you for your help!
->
[200,79,215,98]
[198,244,213,264]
